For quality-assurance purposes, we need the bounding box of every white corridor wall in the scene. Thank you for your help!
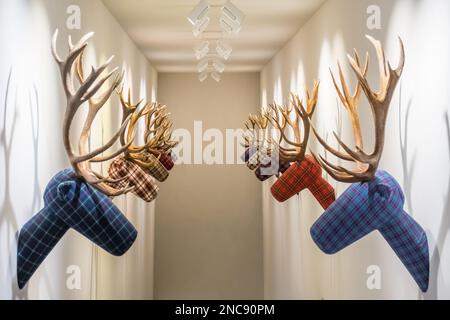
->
[0,0,157,299]
[260,0,450,300]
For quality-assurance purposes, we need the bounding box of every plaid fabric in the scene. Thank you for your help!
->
[242,146,290,179]
[108,157,159,203]
[278,161,291,174]
[246,149,264,170]
[255,158,291,182]
[144,154,169,182]
[17,169,137,289]
[255,166,272,182]
[159,153,175,171]
[310,170,429,292]
[270,155,335,209]
[241,148,254,163]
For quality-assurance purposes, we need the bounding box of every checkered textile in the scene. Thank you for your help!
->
[255,159,291,182]
[278,161,291,174]
[271,155,336,209]
[144,154,169,182]
[108,157,159,203]
[246,149,262,170]
[159,153,175,171]
[17,169,138,289]
[310,170,429,292]
[241,146,257,163]
[255,165,272,182]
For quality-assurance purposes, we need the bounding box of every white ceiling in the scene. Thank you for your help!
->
[102,0,326,72]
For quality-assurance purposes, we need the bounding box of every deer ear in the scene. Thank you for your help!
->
[57,181,77,202]
[372,183,391,202]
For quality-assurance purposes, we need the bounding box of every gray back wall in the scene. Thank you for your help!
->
[155,72,263,299]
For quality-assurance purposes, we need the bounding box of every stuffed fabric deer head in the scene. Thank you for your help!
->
[17,31,140,289]
[266,83,335,208]
[17,169,137,289]
[240,83,336,209]
[310,36,429,292]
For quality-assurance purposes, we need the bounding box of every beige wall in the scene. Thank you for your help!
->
[155,73,263,299]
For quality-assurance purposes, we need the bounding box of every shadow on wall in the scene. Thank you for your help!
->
[421,111,450,300]
[0,69,43,299]
[399,88,450,299]
[399,87,416,215]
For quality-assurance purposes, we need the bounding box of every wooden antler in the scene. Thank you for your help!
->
[330,51,369,153]
[117,89,178,169]
[52,30,134,197]
[243,110,271,149]
[312,36,405,182]
[268,81,320,163]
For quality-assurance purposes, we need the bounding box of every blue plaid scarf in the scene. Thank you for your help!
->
[310,170,429,292]
[17,169,138,289]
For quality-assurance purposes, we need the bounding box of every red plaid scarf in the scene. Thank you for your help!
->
[271,155,335,209]
[108,157,159,202]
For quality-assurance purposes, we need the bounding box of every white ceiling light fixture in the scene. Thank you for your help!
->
[192,16,210,37]
[211,58,225,73]
[187,0,211,38]
[216,40,232,60]
[211,71,221,82]
[220,0,245,35]
[193,41,210,60]
[187,0,210,25]
[197,58,209,73]
[199,71,209,82]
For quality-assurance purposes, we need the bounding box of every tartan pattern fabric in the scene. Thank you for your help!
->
[17,169,138,289]
[310,170,429,292]
[271,155,336,209]
[144,154,169,182]
[159,153,175,171]
[247,149,268,170]
[242,147,291,181]
[255,159,291,181]
[241,146,257,163]
[255,166,273,182]
[108,157,159,203]
[278,161,291,174]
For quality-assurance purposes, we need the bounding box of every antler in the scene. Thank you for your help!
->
[268,81,320,163]
[331,50,369,153]
[52,30,134,197]
[117,89,178,169]
[243,110,271,149]
[312,36,405,182]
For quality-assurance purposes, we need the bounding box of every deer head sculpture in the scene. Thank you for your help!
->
[240,83,335,209]
[17,31,140,289]
[116,88,178,182]
[309,36,429,292]
[263,83,334,209]
[311,36,404,183]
